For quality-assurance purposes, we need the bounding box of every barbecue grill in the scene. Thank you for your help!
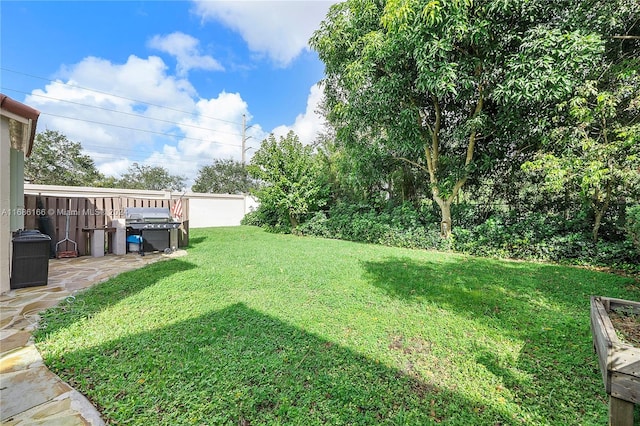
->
[125,207,180,252]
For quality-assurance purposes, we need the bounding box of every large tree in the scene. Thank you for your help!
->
[520,2,639,242]
[248,131,329,229]
[311,0,606,236]
[523,58,640,242]
[117,163,185,191]
[25,130,104,186]
[192,158,257,194]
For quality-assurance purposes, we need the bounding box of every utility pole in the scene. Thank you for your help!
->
[241,114,253,164]
[242,114,247,164]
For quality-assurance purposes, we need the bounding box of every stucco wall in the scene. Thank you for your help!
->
[1,117,12,292]
[10,148,25,231]
[186,193,257,228]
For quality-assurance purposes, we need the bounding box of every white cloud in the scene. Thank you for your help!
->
[177,91,265,163]
[93,157,131,178]
[24,55,259,187]
[192,0,337,67]
[21,5,330,190]
[27,55,195,151]
[272,83,325,144]
[148,32,224,76]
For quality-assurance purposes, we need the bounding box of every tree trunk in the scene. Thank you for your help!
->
[592,210,603,243]
[433,194,452,238]
[289,212,299,229]
[591,183,612,243]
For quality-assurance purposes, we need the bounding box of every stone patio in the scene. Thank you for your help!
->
[0,250,186,425]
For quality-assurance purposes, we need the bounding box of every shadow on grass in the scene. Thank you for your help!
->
[362,256,640,423]
[35,259,196,339]
[41,303,517,425]
[186,235,207,249]
[361,255,639,338]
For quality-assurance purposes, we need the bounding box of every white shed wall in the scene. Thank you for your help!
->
[187,193,257,228]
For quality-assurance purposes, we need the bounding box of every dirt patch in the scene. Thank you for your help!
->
[388,335,432,355]
[609,307,640,346]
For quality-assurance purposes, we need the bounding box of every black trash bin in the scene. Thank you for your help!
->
[11,230,51,289]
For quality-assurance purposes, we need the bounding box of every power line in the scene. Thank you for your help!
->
[2,87,244,138]
[2,67,262,168]
[41,111,242,148]
[81,143,237,163]
[86,153,212,171]
[46,148,228,172]
[1,67,243,126]
[86,150,211,164]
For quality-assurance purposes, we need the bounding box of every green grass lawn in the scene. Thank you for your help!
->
[34,226,640,425]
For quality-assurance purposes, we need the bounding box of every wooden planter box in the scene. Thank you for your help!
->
[590,296,640,425]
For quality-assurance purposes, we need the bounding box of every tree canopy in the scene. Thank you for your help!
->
[25,130,104,186]
[237,0,639,271]
[117,163,186,192]
[192,158,257,194]
[311,0,608,236]
[248,131,329,229]
[523,58,640,241]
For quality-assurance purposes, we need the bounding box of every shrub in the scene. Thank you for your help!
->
[241,210,264,227]
[452,213,639,273]
[626,204,640,252]
[296,202,450,251]
[293,211,333,238]
[294,202,640,274]
[241,204,292,233]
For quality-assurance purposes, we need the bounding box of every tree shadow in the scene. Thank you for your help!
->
[39,303,518,425]
[361,255,638,338]
[361,255,640,424]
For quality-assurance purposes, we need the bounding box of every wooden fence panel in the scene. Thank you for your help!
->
[68,198,80,254]
[87,197,97,229]
[24,196,37,229]
[95,197,106,228]
[110,197,129,219]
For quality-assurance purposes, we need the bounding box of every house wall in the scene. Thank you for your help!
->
[10,148,25,231]
[1,117,11,293]
[1,95,40,294]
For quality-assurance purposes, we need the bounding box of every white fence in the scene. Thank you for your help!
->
[186,192,258,228]
[24,184,257,229]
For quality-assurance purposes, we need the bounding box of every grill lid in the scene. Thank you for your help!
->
[125,207,180,230]
[125,207,172,223]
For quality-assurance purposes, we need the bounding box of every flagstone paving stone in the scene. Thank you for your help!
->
[0,331,30,354]
[1,345,43,374]
[1,250,186,425]
[1,364,73,419]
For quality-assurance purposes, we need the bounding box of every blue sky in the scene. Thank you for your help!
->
[1,1,337,187]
